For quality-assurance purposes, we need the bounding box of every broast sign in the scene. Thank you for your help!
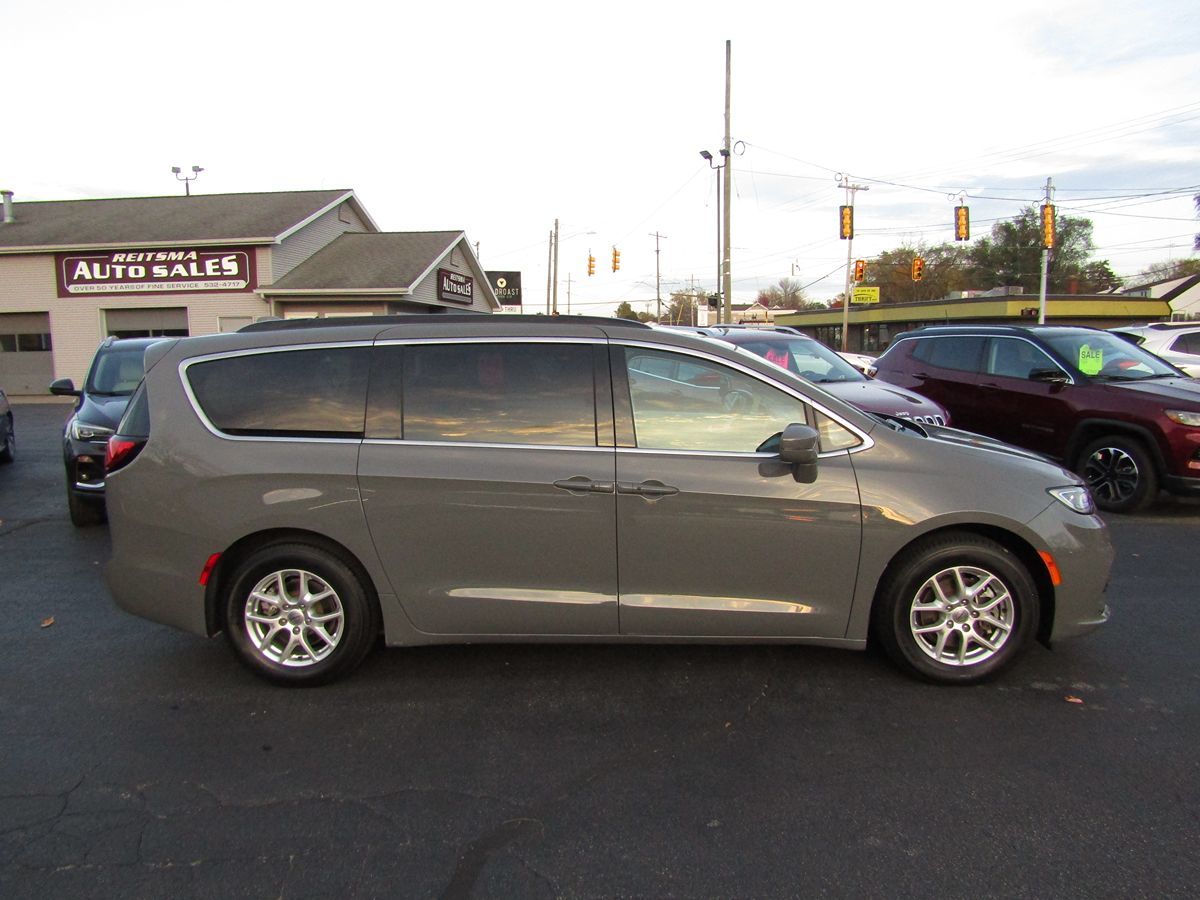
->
[56,247,255,296]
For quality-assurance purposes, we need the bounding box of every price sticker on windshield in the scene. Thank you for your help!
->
[1078,345,1103,375]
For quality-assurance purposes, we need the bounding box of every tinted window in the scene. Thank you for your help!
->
[985,338,1058,380]
[188,347,369,438]
[402,343,596,446]
[625,347,812,453]
[1170,333,1200,355]
[910,336,986,373]
[87,344,151,395]
[118,382,151,438]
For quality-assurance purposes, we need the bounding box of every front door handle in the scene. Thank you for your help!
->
[553,476,615,495]
[617,480,680,498]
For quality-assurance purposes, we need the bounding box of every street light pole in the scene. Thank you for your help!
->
[700,149,727,326]
[722,39,733,326]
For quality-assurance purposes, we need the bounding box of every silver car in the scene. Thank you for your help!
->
[1110,323,1200,377]
[104,316,1112,686]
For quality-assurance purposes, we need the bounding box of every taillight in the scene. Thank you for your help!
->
[105,436,145,473]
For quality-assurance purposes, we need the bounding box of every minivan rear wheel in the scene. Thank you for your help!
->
[874,534,1038,684]
[224,543,379,686]
[1079,435,1157,514]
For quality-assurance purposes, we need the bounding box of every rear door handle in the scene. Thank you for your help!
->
[617,480,679,498]
[552,477,615,495]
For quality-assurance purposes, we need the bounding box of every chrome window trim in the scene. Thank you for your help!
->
[363,439,612,453]
[179,341,373,443]
[985,336,1075,385]
[616,339,873,456]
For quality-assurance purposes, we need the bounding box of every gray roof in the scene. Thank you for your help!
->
[0,189,365,250]
[262,231,464,292]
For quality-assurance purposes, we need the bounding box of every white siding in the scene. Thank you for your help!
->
[408,240,494,313]
[268,202,369,283]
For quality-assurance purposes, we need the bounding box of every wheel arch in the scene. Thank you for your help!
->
[204,528,381,637]
[870,523,1056,647]
[1065,418,1166,475]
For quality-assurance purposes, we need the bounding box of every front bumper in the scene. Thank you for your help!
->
[1027,501,1114,643]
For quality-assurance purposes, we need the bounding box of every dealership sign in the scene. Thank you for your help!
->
[56,247,256,296]
[437,268,474,304]
[486,271,522,307]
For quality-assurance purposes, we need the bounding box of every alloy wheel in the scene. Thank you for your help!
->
[908,564,1015,667]
[1083,446,1139,506]
[242,568,345,667]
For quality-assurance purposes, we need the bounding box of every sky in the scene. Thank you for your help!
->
[6,0,1199,316]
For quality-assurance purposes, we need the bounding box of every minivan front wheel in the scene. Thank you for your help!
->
[224,543,379,685]
[1079,435,1157,514]
[874,534,1038,684]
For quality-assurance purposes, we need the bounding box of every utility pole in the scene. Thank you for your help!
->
[1038,177,1054,325]
[545,229,553,315]
[566,273,572,315]
[837,174,869,351]
[651,231,667,323]
[552,218,560,315]
[722,39,733,326]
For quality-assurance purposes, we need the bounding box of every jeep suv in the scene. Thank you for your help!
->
[50,336,160,525]
[104,315,1112,686]
[873,325,1200,513]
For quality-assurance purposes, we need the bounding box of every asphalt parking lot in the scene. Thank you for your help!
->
[2,402,1198,899]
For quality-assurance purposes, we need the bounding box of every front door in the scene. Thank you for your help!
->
[614,345,862,639]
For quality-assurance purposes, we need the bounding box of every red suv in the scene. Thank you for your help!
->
[873,325,1200,512]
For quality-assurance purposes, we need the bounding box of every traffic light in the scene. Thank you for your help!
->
[853,259,866,282]
[587,252,595,276]
[911,257,925,281]
[611,246,621,272]
[1041,203,1055,249]
[954,205,970,241]
[839,205,854,240]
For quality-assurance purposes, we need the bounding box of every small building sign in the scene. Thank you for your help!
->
[437,268,474,304]
[56,247,255,296]
[851,286,880,305]
[486,271,522,307]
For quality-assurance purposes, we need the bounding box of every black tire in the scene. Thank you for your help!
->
[873,533,1039,685]
[1078,434,1158,514]
[67,482,106,526]
[224,542,379,686]
[0,414,13,464]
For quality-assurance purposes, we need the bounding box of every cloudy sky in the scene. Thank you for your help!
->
[7,0,1199,315]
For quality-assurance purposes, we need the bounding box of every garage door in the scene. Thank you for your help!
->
[103,307,189,338]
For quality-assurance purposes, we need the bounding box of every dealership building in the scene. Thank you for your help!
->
[0,189,500,394]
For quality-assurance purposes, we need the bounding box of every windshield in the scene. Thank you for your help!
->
[731,337,867,384]
[1040,330,1180,380]
[86,345,148,396]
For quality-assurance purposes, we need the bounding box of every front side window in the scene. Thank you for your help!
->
[985,338,1059,380]
[1040,330,1177,380]
[187,346,369,438]
[402,343,596,446]
[624,347,814,453]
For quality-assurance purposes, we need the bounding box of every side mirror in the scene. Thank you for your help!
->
[779,422,820,483]
[1029,368,1069,385]
[49,378,81,397]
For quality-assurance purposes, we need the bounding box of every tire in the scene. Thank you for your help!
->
[0,414,13,464]
[1078,435,1158,514]
[224,543,379,686]
[873,533,1039,685]
[67,481,106,527]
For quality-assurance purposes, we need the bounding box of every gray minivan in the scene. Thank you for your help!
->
[104,316,1112,686]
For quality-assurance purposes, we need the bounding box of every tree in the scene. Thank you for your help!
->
[1135,258,1200,284]
[967,205,1115,294]
[664,291,699,325]
[613,301,640,321]
[756,277,808,309]
[863,243,971,303]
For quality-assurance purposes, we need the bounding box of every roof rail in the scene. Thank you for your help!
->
[240,314,652,333]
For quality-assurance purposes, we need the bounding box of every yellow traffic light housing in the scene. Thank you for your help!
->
[954,206,970,241]
[1041,204,1055,249]
[839,205,854,240]
[853,259,865,282]
[587,253,595,276]
[612,247,621,272]
[911,257,925,281]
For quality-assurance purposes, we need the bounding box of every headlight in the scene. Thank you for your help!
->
[1049,485,1095,515]
[1165,409,1200,427]
[70,419,114,442]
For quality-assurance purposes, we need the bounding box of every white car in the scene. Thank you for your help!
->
[836,351,877,377]
[1109,323,1200,377]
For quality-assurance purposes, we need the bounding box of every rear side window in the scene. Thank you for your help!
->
[910,336,986,373]
[402,342,597,446]
[1171,333,1200,355]
[187,346,369,438]
[117,382,151,438]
